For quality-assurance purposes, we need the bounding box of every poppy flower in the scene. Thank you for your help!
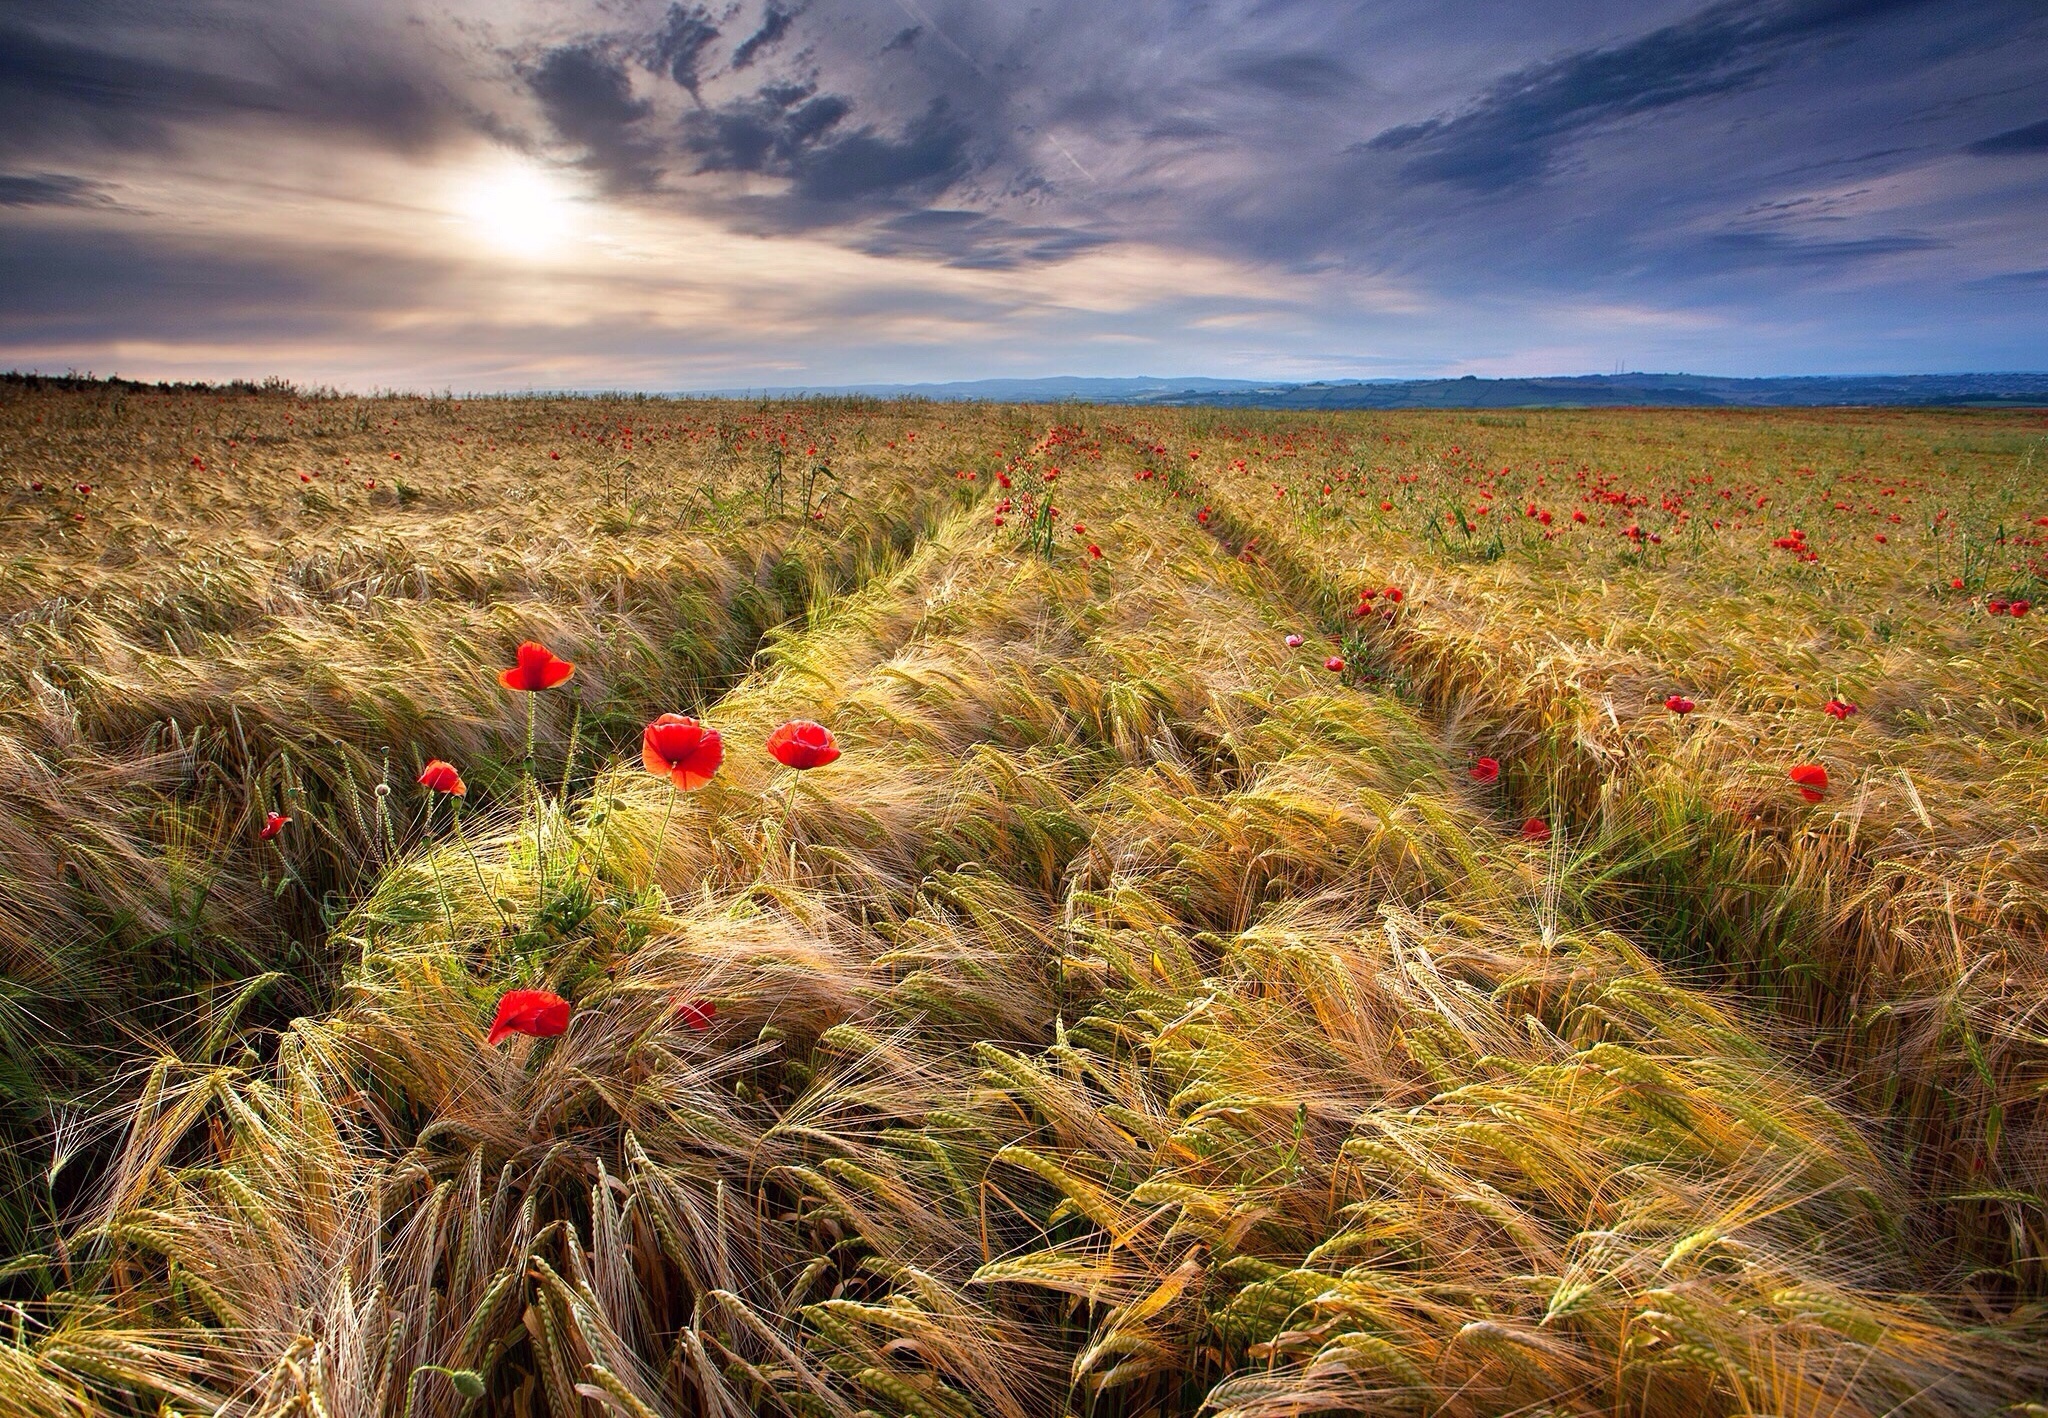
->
[767,719,841,770]
[1088,543,1103,560]
[1951,578,1965,590]
[1664,694,1696,715]
[1379,500,1394,512]
[418,759,467,796]
[1285,633,1304,649]
[1520,817,1551,842]
[499,641,576,692]
[486,988,570,1046]
[675,998,716,1031]
[1324,655,1345,673]
[1789,763,1829,803]
[1470,757,1501,784]
[259,811,290,840]
[1822,698,1858,720]
[1987,599,2009,616]
[2013,600,2032,618]
[643,714,724,790]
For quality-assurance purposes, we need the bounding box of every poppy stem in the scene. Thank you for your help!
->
[451,800,511,932]
[778,771,800,876]
[653,780,677,888]
[421,795,458,939]
[525,694,542,907]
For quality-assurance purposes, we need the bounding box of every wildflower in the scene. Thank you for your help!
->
[1789,763,1829,803]
[500,641,575,692]
[1520,817,1551,842]
[1379,500,1394,511]
[1470,757,1501,784]
[1822,698,1857,720]
[1987,598,2009,616]
[1951,578,1965,590]
[1664,694,1696,715]
[418,759,467,796]
[675,998,716,1031]
[1087,543,1103,560]
[767,719,841,770]
[259,811,290,840]
[486,988,570,1046]
[2013,600,2032,618]
[643,714,724,790]
[1384,587,1403,603]
[1324,655,1345,672]
[1285,633,1304,648]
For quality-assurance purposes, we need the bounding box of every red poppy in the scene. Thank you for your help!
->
[1324,655,1345,673]
[2013,600,2032,618]
[643,714,724,790]
[1789,763,1829,803]
[1088,543,1103,560]
[1988,599,2009,616]
[1470,757,1501,784]
[1285,633,1304,648]
[259,811,290,840]
[1822,698,1858,720]
[486,988,570,1046]
[1520,817,1551,842]
[1951,578,1965,590]
[675,998,716,1031]
[1379,500,1394,512]
[767,719,841,770]
[500,641,576,692]
[418,759,467,796]
[1384,587,1403,603]
[1664,694,1696,715]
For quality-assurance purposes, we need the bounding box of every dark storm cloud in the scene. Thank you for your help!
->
[1967,118,2048,155]
[0,172,115,209]
[682,86,968,205]
[0,221,441,343]
[1362,0,1937,191]
[731,6,795,71]
[530,44,661,190]
[0,4,471,160]
[648,4,722,98]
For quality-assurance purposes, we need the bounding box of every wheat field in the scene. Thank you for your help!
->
[2,380,2044,1416]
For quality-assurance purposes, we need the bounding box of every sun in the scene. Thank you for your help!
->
[456,160,580,258]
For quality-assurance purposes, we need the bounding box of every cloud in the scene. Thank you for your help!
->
[0,5,473,161]
[1361,0,1937,192]
[648,4,721,98]
[1967,118,2048,155]
[529,44,660,190]
[0,172,116,208]
[1219,52,1357,100]
[731,5,795,71]
[857,209,1108,268]
[1695,229,1947,269]
[684,87,968,207]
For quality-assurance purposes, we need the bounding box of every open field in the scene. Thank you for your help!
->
[2,383,2045,1416]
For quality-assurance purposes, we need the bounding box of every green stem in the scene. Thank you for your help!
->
[451,800,510,932]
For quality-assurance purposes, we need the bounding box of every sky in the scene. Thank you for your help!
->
[1,0,2044,390]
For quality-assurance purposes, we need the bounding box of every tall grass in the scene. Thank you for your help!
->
[2,390,2042,1414]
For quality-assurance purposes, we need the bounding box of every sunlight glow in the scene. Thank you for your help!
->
[456,161,580,259]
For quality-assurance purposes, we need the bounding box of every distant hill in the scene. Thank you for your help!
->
[696,372,2048,408]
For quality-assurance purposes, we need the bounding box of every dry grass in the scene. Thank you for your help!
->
[1,387,2043,1415]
